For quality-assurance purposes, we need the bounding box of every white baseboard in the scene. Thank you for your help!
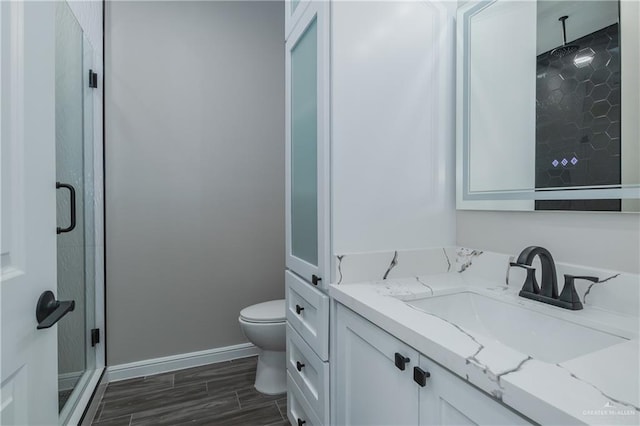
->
[107,343,259,382]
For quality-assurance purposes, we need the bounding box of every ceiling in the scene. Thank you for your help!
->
[536,0,619,55]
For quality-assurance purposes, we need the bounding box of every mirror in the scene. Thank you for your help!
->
[456,0,640,211]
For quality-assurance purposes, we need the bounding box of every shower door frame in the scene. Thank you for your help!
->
[57,1,106,424]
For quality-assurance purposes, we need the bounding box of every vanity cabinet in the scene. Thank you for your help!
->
[334,304,531,426]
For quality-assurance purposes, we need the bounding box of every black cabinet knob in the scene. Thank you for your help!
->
[296,361,305,372]
[295,304,305,315]
[312,275,322,285]
[297,419,306,426]
[413,366,431,387]
[394,352,410,371]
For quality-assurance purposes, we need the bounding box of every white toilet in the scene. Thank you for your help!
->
[239,299,286,395]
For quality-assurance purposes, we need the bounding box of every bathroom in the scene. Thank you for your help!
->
[0,0,638,425]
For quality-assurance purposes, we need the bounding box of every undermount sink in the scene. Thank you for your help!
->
[407,291,628,363]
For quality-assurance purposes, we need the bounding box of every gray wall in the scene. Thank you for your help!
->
[105,1,285,365]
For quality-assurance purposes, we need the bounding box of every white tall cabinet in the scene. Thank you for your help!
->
[284,1,457,424]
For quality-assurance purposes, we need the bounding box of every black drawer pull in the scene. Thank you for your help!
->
[312,274,322,285]
[413,366,431,387]
[394,352,410,371]
[296,361,305,372]
[295,304,305,315]
[297,419,306,426]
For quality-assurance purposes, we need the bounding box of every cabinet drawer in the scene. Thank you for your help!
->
[286,271,329,360]
[287,372,322,426]
[286,325,329,421]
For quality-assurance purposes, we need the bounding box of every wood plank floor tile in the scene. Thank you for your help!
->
[266,421,289,426]
[130,393,239,425]
[102,374,174,403]
[174,357,257,388]
[91,356,289,426]
[100,382,207,421]
[275,397,287,420]
[236,386,285,409]
[92,414,132,426]
[189,401,283,426]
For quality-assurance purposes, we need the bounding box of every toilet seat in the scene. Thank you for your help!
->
[240,299,285,323]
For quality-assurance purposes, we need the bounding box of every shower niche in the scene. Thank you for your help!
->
[456,0,639,211]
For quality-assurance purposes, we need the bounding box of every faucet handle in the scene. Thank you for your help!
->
[509,262,536,270]
[510,262,540,294]
[559,274,598,310]
[564,274,599,283]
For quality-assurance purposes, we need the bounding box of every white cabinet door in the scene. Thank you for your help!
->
[285,1,330,287]
[335,304,420,426]
[1,2,59,424]
[418,356,531,425]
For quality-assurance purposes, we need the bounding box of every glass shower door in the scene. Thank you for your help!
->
[55,1,98,420]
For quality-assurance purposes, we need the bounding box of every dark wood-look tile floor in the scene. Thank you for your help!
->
[92,356,289,426]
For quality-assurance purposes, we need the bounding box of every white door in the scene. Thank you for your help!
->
[1,2,59,424]
[334,304,420,425]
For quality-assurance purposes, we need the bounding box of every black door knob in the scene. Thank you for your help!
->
[35,290,75,330]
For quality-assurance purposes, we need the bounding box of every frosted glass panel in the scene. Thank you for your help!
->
[290,19,318,266]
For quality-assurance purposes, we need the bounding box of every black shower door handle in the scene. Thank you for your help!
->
[56,182,76,234]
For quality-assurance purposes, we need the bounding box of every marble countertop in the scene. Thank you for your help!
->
[330,273,640,425]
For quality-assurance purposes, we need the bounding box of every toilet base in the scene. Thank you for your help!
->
[254,349,286,395]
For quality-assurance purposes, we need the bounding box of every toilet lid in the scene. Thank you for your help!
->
[240,299,286,323]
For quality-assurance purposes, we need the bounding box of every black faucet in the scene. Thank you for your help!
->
[510,246,599,310]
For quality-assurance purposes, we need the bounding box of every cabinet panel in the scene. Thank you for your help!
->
[286,271,329,360]
[331,0,456,253]
[335,304,419,425]
[288,372,322,426]
[419,356,531,425]
[285,1,329,284]
[286,324,329,421]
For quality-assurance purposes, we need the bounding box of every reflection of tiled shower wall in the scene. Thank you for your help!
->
[535,24,620,211]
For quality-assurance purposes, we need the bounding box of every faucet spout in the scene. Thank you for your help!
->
[515,246,558,298]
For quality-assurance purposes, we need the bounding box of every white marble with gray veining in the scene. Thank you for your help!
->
[330,248,640,425]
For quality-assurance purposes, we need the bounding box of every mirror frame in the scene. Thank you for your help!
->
[456,0,640,210]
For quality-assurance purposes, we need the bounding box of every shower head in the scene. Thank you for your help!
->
[550,16,579,58]
[551,45,579,58]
